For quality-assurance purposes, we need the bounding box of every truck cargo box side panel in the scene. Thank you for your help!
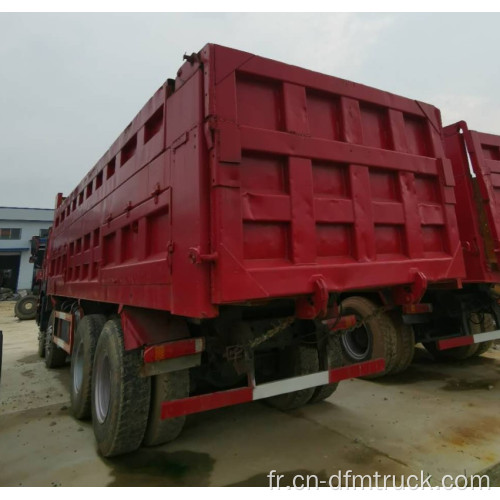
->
[444,122,500,283]
[47,68,215,317]
[208,44,465,303]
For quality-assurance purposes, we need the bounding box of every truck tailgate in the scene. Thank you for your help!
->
[206,44,465,303]
[444,121,500,282]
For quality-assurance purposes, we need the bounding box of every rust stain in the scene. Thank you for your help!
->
[444,416,500,448]
[483,453,497,464]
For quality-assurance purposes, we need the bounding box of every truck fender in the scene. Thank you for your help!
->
[120,306,190,351]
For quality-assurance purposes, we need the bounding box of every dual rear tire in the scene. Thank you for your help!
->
[266,345,320,411]
[339,296,404,377]
[143,369,189,447]
[91,318,151,457]
[308,331,343,404]
[70,314,107,419]
[337,299,495,368]
[423,312,495,361]
[266,296,415,410]
[266,323,343,410]
[339,296,416,377]
[37,328,46,358]
[389,313,415,375]
[69,316,189,456]
[45,312,67,368]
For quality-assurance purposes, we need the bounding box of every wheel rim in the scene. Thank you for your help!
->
[24,301,34,311]
[94,353,111,424]
[72,340,84,395]
[341,324,371,361]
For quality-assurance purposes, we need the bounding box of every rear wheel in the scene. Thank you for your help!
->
[91,318,151,457]
[37,328,46,358]
[388,313,415,375]
[143,370,189,447]
[308,333,342,404]
[15,295,37,320]
[70,314,107,420]
[339,296,397,378]
[423,341,478,361]
[45,312,67,368]
[475,341,494,357]
[266,345,319,411]
[422,312,494,361]
[471,313,495,357]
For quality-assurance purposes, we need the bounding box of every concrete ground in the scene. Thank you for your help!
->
[1,299,500,487]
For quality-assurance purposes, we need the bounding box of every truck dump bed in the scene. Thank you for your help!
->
[46,44,465,318]
[444,121,500,283]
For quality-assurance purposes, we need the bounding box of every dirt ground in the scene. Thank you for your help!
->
[2,300,500,487]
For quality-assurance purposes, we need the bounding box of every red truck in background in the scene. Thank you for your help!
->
[420,122,500,358]
[36,44,500,458]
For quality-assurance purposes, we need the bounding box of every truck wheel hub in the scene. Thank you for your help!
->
[94,353,111,424]
[341,326,371,361]
[73,341,84,395]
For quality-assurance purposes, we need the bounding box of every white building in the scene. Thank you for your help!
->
[0,207,54,292]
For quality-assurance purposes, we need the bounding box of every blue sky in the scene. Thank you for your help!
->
[1,13,498,207]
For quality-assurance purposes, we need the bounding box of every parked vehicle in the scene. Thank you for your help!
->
[36,44,497,457]
[14,236,47,321]
[408,121,500,361]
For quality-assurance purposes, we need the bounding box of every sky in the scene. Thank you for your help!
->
[1,12,499,208]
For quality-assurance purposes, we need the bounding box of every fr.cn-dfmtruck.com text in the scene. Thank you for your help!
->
[267,470,490,489]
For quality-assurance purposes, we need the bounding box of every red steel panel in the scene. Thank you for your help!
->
[209,44,464,304]
[161,387,253,419]
[443,122,500,283]
[328,358,385,383]
[45,44,466,318]
[47,55,215,318]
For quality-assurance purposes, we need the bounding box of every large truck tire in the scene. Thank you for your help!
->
[475,341,494,357]
[422,312,496,361]
[15,295,37,320]
[91,318,151,457]
[308,333,342,404]
[70,314,107,420]
[37,328,46,358]
[471,313,495,357]
[266,345,319,411]
[423,341,479,361]
[45,312,67,368]
[339,296,397,378]
[388,313,415,375]
[143,369,189,447]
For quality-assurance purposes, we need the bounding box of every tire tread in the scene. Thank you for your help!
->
[91,318,151,457]
[70,314,106,420]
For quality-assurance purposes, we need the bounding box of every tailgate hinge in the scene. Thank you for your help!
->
[392,270,428,306]
[204,116,217,150]
[296,275,329,319]
[188,246,218,265]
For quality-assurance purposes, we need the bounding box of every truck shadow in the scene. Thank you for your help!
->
[375,346,500,391]
[104,449,215,487]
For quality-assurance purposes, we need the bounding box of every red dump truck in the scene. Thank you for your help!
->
[374,122,500,364]
[417,122,500,358]
[36,43,500,457]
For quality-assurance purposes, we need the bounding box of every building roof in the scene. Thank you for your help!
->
[0,206,54,222]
